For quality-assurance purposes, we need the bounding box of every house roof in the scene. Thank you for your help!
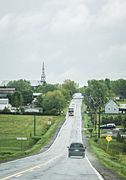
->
[105,99,118,106]
[119,104,126,109]
[0,88,15,91]
[33,93,42,96]
[0,99,9,104]
[0,88,15,95]
[0,80,41,87]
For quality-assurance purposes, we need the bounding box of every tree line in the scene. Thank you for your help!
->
[82,78,126,134]
[5,79,78,115]
[1,78,126,116]
[83,78,126,113]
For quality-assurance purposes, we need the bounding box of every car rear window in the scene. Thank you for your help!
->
[70,143,83,148]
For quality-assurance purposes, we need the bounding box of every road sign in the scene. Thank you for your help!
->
[48,121,52,125]
[16,137,27,152]
[106,135,112,142]
[16,137,27,140]
[88,122,92,124]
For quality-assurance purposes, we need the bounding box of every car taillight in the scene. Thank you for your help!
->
[83,148,85,151]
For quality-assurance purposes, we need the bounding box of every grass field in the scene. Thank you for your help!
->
[89,137,126,178]
[83,103,126,178]
[0,114,65,160]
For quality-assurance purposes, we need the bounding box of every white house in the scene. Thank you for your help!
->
[0,98,12,111]
[119,104,126,114]
[25,107,43,113]
[105,100,119,114]
[0,88,15,97]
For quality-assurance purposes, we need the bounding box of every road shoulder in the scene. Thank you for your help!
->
[81,120,126,180]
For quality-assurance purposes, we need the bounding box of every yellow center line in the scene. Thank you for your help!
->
[0,153,65,180]
[15,174,22,178]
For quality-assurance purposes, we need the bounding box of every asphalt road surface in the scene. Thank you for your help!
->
[0,94,104,180]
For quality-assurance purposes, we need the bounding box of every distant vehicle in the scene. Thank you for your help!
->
[67,142,86,158]
[100,123,116,129]
[73,93,83,99]
[68,107,74,116]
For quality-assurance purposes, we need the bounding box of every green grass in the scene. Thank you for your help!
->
[116,99,126,105]
[0,114,65,160]
[0,115,57,136]
[83,102,126,177]
[89,138,126,178]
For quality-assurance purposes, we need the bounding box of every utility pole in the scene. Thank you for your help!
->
[98,106,101,138]
[34,115,36,136]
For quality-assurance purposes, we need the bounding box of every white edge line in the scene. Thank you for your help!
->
[85,155,104,180]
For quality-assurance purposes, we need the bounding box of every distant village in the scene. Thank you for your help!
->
[0,85,126,115]
[0,63,126,115]
[0,63,46,113]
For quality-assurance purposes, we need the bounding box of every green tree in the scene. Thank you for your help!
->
[105,78,111,90]
[36,94,43,107]
[122,116,126,130]
[7,79,33,106]
[62,79,78,97]
[83,87,93,111]
[111,79,126,99]
[21,90,33,105]
[78,86,85,95]
[7,79,31,92]
[11,91,23,107]
[60,88,71,102]
[84,80,108,138]
[84,80,107,112]
[36,84,58,94]
[42,90,66,114]
[88,80,108,108]
[106,89,115,100]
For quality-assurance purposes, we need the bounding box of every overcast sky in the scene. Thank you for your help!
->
[0,0,126,87]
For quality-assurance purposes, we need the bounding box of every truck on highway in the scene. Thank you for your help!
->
[68,107,74,116]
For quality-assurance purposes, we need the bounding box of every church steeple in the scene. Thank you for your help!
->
[41,62,46,85]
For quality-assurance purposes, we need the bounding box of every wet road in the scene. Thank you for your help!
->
[0,95,104,180]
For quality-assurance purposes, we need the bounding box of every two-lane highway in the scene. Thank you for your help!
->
[0,93,104,180]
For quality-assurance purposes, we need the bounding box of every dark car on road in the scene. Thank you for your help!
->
[67,142,86,158]
[100,123,116,129]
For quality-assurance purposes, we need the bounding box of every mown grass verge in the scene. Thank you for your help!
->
[83,103,126,178]
[0,114,65,161]
[89,138,126,178]
[24,115,65,156]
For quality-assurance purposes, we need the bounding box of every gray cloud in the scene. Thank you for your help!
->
[0,0,126,87]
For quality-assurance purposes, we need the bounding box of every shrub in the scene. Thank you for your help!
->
[2,107,11,114]
[115,115,122,125]
[116,132,121,142]
[102,115,122,125]
[122,142,126,153]
[122,116,126,130]
[88,128,93,137]
[116,132,125,143]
